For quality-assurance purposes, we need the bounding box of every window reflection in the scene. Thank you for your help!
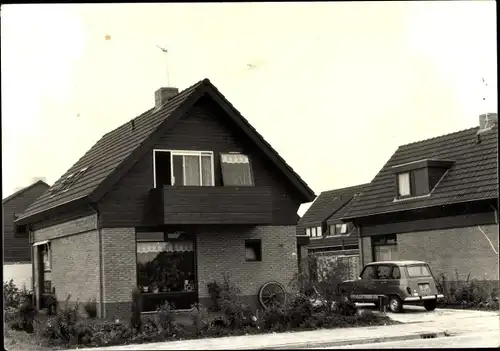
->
[136,240,195,293]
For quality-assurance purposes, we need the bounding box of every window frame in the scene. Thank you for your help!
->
[153,149,215,188]
[397,172,411,197]
[220,152,255,186]
[316,226,322,237]
[306,228,311,236]
[244,239,262,262]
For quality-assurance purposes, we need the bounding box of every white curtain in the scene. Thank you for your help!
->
[137,241,194,254]
[184,155,201,186]
[398,172,411,196]
[201,155,212,186]
[221,154,253,186]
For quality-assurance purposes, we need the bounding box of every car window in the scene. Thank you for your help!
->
[391,266,401,279]
[406,264,431,277]
[361,266,377,280]
[377,265,392,279]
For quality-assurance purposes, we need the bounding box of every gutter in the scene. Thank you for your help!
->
[88,203,104,319]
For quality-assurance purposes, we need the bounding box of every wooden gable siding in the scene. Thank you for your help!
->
[3,183,48,262]
[98,98,302,227]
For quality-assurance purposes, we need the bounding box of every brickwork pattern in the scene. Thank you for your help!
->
[33,214,97,242]
[51,230,100,306]
[196,226,298,299]
[101,228,136,319]
[397,224,499,281]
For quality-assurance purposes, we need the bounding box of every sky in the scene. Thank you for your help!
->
[1,2,497,216]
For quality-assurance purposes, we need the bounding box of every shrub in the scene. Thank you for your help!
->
[84,298,98,319]
[260,303,287,331]
[155,301,178,337]
[334,299,357,316]
[89,320,133,347]
[3,279,21,308]
[42,294,81,345]
[190,303,209,335]
[286,294,314,328]
[206,280,223,311]
[453,278,489,307]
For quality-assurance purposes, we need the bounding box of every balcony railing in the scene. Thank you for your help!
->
[145,186,273,225]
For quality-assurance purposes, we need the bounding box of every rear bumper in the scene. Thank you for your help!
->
[404,294,444,302]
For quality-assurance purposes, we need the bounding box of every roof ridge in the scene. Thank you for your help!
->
[399,126,480,148]
[99,79,208,141]
[2,180,49,204]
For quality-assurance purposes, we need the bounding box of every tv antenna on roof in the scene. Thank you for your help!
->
[156,45,170,86]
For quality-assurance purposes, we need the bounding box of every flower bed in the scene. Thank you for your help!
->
[4,275,396,349]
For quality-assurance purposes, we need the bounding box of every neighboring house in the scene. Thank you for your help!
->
[297,184,367,280]
[2,180,49,289]
[15,79,315,319]
[340,113,499,288]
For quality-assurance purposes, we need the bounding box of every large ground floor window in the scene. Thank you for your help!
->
[136,230,197,311]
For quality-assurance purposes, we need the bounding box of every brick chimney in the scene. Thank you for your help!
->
[154,87,179,108]
[479,112,498,130]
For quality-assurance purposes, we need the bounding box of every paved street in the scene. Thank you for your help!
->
[68,307,499,351]
[313,330,500,349]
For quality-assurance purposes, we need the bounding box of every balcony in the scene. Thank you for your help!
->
[145,186,273,225]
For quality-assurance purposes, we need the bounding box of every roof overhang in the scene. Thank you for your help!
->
[15,196,89,226]
[390,159,455,174]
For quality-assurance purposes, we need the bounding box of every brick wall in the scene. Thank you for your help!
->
[31,215,99,313]
[196,225,298,307]
[397,224,499,281]
[33,215,98,242]
[101,228,136,320]
[50,231,100,307]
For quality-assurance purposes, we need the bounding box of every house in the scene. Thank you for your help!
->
[3,180,49,289]
[15,78,315,319]
[297,184,367,280]
[340,113,499,289]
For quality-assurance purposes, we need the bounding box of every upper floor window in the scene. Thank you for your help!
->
[329,223,348,236]
[220,153,254,186]
[306,226,322,238]
[154,150,214,187]
[397,172,411,197]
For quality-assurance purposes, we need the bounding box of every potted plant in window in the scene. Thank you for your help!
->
[151,282,159,294]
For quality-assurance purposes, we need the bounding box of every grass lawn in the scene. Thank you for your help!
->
[4,328,55,351]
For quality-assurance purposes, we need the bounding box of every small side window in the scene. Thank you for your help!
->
[245,239,262,262]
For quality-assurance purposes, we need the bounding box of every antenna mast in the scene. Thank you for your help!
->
[157,45,170,86]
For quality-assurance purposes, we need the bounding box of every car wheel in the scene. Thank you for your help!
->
[388,296,403,313]
[424,299,437,311]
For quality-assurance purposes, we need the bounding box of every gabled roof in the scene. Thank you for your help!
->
[342,126,498,220]
[298,184,367,227]
[2,180,49,204]
[16,79,315,224]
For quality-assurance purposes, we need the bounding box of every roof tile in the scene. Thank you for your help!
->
[343,126,498,219]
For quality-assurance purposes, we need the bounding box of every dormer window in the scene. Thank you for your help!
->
[391,159,454,200]
[397,172,411,197]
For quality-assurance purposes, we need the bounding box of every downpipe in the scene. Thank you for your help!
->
[88,203,104,319]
